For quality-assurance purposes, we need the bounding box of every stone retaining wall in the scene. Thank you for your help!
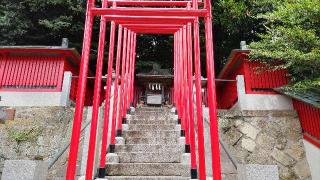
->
[0,107,86,179]
[216,110,311,180]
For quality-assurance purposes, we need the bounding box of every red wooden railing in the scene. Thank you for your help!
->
[217,59,289,109]
[293,100,320,147]
[244,60,288,94]
[0,56,64,92]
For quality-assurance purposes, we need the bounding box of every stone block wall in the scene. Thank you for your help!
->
[217,110,311,180]
[0,107,86,179]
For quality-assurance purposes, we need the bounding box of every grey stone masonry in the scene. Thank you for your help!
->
[213,109,312,180]
[1,160,48,180]
[237,164,279,180]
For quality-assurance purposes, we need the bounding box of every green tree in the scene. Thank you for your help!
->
[249,0,320,88]
[212,0,281,71]
[0,0,91,48]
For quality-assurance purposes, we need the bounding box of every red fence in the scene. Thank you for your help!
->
[0,56,64,92]
[244,61,289,94]
[217,59,289,109]
[293,100,320,147]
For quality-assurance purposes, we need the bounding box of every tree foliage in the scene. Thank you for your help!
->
[249,0,320,88]
[212,0,281,70]
[0,0,88,47]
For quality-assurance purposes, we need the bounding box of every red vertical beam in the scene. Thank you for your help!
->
[204,3,222,178]
[182,25,190,147]
[193,15,206,179]
[123,30,132,115]
[178,29,184,130]
[118,28,128,134]
[173,33,177,106]
[127,31,134,106]
[99,20,117,176]
[66,0,95,179]
[130,33,137,105]
[175,32,179,112]
[110,25,123,147]
[85,0,108,177]
[187,18,197,178]
[128,32,134,107]
[176,30,183,131]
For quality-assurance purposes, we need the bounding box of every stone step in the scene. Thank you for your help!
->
[127,114,174,121]
[105,163,189,176]
[123,130,179,139]
[115,144,184,153]
[125,137,179,145]
[128,124,176,131]
[117,152,181,163]
[128,119,177,125]
[136,107,170,111]
[103,176,189,180]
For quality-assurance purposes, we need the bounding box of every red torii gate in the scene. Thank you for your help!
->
[66,0,221,180]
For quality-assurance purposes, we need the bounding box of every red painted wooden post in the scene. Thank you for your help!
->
[204,10,222,180]
[85,1,108,177]
[182,25,190,148]
[123,30,132,117]
[66,0,95,178]
[187,18,197,178]
[84,1,110,178]
[130,33,137,105]
[175,32,178,107]
[98,20,116,177]
[127,32,134,106]
[110,25,123,149]
[129,32,135,106]
[193,16,207,179]
[173,33,177,107]
[118,28,128,134]
[178,29,185,135]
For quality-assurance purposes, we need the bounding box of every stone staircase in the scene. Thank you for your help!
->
[102,107,190,180]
